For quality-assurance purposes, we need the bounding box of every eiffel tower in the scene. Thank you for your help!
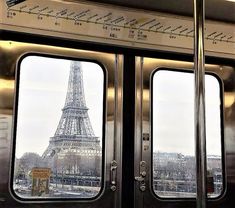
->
[42,61,101,159]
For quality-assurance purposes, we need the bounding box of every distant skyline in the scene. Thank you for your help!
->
[15,56,104,158]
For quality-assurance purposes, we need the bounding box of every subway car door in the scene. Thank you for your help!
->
[134,53,235,208]
[0,41,123,208]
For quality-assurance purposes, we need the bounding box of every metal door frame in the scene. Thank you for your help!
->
[134,56,235,208]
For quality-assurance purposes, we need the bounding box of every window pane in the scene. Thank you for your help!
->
[152,70,223,198]
[13,56,104,199]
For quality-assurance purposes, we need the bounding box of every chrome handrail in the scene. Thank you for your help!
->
[194,0,207,208]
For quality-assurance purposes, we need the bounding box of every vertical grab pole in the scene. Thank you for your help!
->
[194,0,207,208]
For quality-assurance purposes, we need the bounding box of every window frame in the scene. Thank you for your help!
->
[10,53,107,202]
[150,67,226,200]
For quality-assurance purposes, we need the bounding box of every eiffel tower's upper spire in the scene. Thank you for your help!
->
[63,62,87,109]
[52,61,96,138]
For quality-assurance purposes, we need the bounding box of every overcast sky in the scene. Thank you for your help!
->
[15,56,222,158]
[152,70,222,156]
[16,56,104,158]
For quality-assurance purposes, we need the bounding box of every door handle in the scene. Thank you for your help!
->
[135,161,147,191]
[110,160,117,191]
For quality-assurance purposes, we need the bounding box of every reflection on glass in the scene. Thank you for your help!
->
[14,56,104,199]
[152,70,223,198]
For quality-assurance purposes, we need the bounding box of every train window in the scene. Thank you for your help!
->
[12,55,105,200]
[152,69,223,198]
